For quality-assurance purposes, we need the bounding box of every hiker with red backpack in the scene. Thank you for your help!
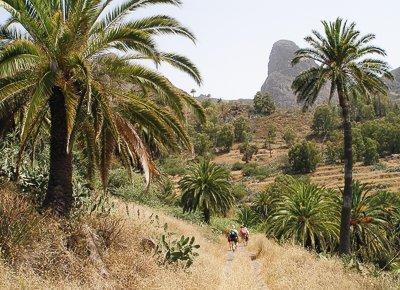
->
[240,225,249,246]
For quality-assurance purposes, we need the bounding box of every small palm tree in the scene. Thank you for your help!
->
[236,207,259,228]
[348,182,394,261]
[0,0,203,216]
[266,177,340,252]
[179,159,234,224]
[291,18,392,254]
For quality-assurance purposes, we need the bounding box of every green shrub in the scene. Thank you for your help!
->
[232,182,249,200]
[231,162,244,171]
[283,128,296,147]
[240,142,258,163]
[159,156,187,176]
[324,141,342,165]
[215,124,234,153]
[264,124,277,156]
[363,138,379,165]
[288,141,319,173]
[242,163,272,181]
[193,133,213,157]
[312,105,339,137]
[253,91,276,116]
[233,116,250,142]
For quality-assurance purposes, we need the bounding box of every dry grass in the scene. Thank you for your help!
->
[0,185,398,289]
[248,236,397,290]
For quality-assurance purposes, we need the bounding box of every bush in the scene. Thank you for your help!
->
[215,124,234,153]
[363,138,379,165]
[242,163,272,181]
[253,91,276,116]
[240,143,258,163]
[283,128,296,147]
[232,182,250,200]
[324,141,342,165]
[312,106,339,138]
[264,124,277,156]
[236,207,260,228]
[233,116,250,142]
[288,141,319,173]
[231,162,244,171]
[159,156,187,176]
[193,133,213,157]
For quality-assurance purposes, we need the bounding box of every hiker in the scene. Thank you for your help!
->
[239,225,249,246]
[228,225,239,251]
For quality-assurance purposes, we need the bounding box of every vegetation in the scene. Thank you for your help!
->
[0,0,204,216]
[264,124,277,157]
[253,91,276,116]
[265,177,339,251]
[233,116,250,142]
[312,106,339,138]
[288,141,319,173]
[283,128,296,147]
[292,18,392,255]
[179,159,234,223]
[241,143,259,163]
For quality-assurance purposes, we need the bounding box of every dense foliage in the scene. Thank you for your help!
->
[253,91,276,116]
[288,141,319,173]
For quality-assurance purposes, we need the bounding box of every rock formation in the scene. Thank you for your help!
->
[260,40,329,108]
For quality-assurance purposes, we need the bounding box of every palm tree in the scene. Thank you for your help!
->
[179,159,234,223]
[347,182,393,261]
[291,18,392,254]
[265,177,340,252]
[0,0,203,216]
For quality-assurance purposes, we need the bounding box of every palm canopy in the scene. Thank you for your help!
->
[291,18,393,109]
[179,159,234,223]
[0,0,204,190]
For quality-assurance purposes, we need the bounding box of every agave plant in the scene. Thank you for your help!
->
[266,177,340,252]
[179,159,234,224]
[347,182,396,261]
[0,0,203,215]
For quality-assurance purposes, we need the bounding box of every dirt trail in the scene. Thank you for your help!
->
[220,243,268,290]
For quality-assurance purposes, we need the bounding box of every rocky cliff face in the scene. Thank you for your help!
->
[260,40,328,108]
[388,67,400,101]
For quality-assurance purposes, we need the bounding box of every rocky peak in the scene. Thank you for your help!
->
[260,39,328,108]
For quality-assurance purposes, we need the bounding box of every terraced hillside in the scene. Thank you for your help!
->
[212,110,400,193]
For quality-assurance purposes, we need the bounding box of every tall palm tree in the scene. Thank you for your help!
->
[179,159,234,224]
[291,18,392,255]
[0,0,203,216]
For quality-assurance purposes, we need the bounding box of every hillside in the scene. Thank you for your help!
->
[210,109,400,193]
[0,185,396,289]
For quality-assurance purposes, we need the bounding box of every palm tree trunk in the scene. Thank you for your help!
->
[338,87,353,255]
[43,87,74,216]
[203,208,211,224]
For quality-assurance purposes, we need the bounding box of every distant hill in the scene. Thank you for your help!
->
[260,40,329,108]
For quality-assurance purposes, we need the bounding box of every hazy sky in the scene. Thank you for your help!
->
[1,0,399,99]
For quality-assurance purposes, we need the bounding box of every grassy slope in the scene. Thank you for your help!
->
[0,185,396,289]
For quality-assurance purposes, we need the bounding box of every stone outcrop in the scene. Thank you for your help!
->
[260,40,329,108]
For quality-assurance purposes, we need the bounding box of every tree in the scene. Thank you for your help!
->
[264,124,277,157]
[283,128,296,148]
[288,141,319,173]
[363,138,379,165]
[215,124,234,153]
[265,177,340,252]
[233,116,249,142]
[291,18,392,255]
[179,159,234,224]
[312,106,339,138]
[0,0,203,216]
[240,142,258,163]
[253,91,275,115]
[193,133,212,157]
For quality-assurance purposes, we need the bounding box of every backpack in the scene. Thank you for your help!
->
[229,230,237,239]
